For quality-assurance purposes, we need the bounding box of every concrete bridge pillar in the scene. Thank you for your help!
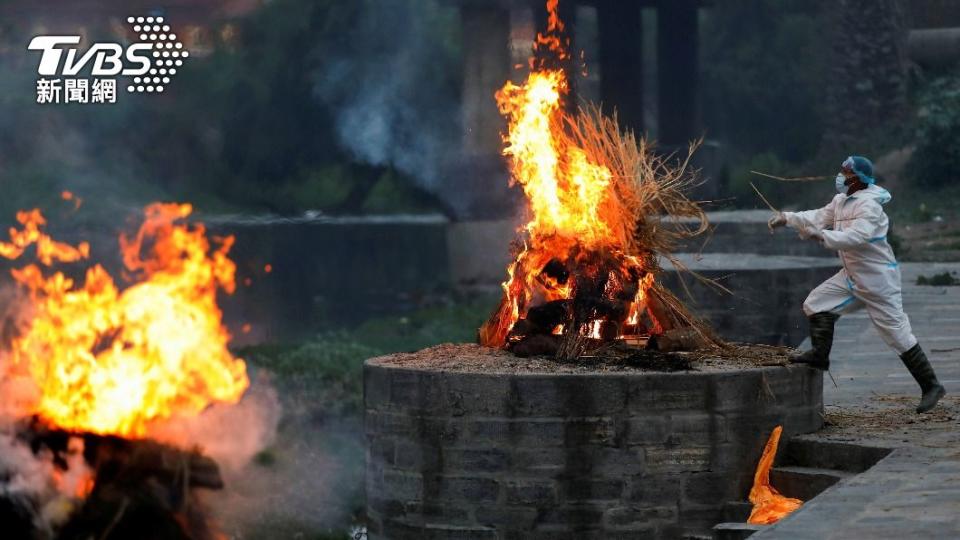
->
[596,0,644,135]
[657,0,700,147]
[459,4,514,218]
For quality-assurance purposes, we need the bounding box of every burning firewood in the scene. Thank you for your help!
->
[0,421,225,540]
[478,0,723,360]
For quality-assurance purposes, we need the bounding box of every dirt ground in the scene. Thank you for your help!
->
[896,219,960,262]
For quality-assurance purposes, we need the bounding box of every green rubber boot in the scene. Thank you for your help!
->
[790,312,840,370]
[900,344,946,413]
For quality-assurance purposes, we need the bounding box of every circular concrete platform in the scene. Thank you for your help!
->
[363,345,823,539]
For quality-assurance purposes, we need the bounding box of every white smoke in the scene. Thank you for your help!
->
[148,372,282,472]
[313,0,462,205]
[0,431,94,537]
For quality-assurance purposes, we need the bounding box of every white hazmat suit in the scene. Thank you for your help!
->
[784,184,917,354]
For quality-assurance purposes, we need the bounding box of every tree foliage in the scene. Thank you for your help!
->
[0,0,462,218]
[701,0,828,163]
[909,72,960,188]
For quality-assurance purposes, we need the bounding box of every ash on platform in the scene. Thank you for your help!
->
[371,342,797,374]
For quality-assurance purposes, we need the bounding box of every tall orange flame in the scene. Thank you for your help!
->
[0,203,248,438]
[748,426,803,525]
[479,0,657,347]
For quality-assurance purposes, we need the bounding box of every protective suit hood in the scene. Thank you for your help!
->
[848,184,892,206]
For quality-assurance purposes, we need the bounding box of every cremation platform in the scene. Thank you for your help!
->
[363,344,823,539]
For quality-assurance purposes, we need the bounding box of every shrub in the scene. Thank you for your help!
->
[909,73,960,188]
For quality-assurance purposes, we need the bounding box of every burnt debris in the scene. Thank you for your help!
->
[2,420,224,540]
[506,250,660,359]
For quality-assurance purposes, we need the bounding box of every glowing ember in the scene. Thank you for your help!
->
[51,437,95,499]
[479,0,662,351]
[748,426,803,525]
[0,202,249,438]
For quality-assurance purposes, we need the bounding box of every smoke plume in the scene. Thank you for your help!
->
[313,0,463,209]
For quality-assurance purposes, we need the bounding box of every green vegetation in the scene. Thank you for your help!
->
[701,1,837,211]
[232,294,496,537]
[0,0,461,221]
[909,71,960,189]
[702,1,827,165]
[240,294,495,410]
[916,272,960,286]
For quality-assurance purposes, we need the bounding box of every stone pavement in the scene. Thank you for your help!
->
[754,262,960,539]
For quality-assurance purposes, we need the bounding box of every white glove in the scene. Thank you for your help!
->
[767,212,787,233]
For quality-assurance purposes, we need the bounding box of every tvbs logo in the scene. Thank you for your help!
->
[28,15,190,105]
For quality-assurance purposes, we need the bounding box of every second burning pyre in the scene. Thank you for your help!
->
[0,201,254,538]
[479,0,716,359]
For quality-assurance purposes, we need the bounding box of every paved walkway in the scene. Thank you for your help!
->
[756,262,960,539]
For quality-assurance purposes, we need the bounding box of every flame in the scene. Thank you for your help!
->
[0,202,249,439]
[748,426,803,525]
[478,0,657,347]
[61,190,82,210]
[0,209,90,265]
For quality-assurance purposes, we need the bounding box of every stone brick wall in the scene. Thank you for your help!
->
[365,361,824,539]
[672,213,830,258]
[662,254,841,347]
[448,213,833,291]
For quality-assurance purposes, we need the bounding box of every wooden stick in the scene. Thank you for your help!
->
[750,170,832,182]
[749,181,780,213]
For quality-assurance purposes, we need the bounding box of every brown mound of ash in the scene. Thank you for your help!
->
[372,343,796,375]
[478,1,722,361]
[0,421,222,540]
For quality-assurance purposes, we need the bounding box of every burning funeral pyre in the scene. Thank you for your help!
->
[0,202,257,539]
[479,0,719,360]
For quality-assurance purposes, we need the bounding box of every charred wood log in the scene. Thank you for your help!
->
[540,258,570,285]
[525,300,571,330]
[598,320,620,341]
[509,334,562,357]
[645,287,682,333]
[23,425,224,492]
[648,326,711,352]
[7,423,224,540]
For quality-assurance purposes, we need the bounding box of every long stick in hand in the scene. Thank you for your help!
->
[750,181,780,213]
[750,170,831,182]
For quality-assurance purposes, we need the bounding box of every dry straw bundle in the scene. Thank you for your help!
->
[560,103,725,352]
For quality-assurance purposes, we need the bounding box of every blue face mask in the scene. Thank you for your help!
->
[835,174,848,195]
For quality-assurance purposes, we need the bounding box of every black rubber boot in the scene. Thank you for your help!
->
[899,344,946,413]
[790,312,840,370]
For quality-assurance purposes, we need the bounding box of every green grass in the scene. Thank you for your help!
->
[917,272,960,286]
[231,293,498,537]
[350,294,497,353]
[238,293,497,414]
[242,292,496,416]
[928,240,960,252]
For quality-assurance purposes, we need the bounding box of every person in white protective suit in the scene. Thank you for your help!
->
[768,155,946,413]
